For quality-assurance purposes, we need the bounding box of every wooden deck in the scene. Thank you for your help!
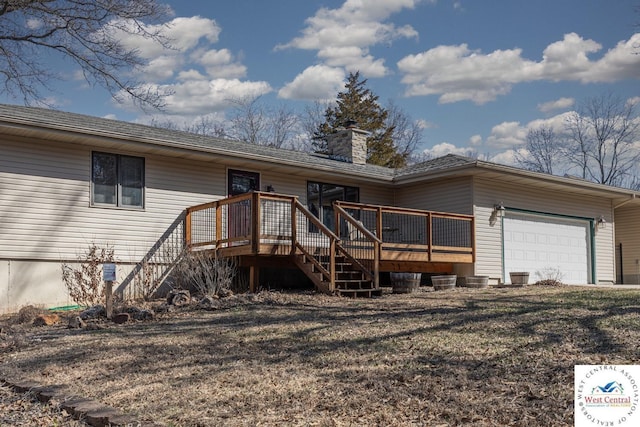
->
[185,192,475,296]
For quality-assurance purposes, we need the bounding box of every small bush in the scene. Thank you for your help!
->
[15,305,48,324]
[173,252,236,297]
[133,259,162,301]
[534,279,566,286]
[534,267,564,283]
[61,243,115,307]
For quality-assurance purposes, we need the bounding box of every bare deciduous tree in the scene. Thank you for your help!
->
[187,116,227,138]
[0,0,171,109]
[149,115,228,137]
[227,95,268,145]
[564,94,639,186]
[300,100,330,147]
[227,95,300,149]
[385,100,424,164]
[515,125,562,174]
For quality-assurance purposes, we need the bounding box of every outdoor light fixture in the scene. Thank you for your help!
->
[596,215,606,230]
[266,185,275,192]
[493,202,506,217]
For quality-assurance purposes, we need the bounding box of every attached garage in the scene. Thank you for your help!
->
[502,212,593,284]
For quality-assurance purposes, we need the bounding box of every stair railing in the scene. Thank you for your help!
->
[334,204,381,289]
[292,199,340,291]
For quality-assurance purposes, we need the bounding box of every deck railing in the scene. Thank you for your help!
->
[334,201,475,263]
[185,193,475,289]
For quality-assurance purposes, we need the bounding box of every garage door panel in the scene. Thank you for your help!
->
[503,215,589,284]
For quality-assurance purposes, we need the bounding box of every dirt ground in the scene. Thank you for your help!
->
[1,285,640,426]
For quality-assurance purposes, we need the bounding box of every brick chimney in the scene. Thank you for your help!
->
[327,123,368,165]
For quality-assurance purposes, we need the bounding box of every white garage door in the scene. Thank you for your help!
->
[503,214,590,284]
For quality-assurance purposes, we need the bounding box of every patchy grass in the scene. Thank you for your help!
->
[1,286,640,426]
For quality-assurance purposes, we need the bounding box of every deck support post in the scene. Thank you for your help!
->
[249,265,259,293]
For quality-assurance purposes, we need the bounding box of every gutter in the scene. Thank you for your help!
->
[0,118,396,184]
[614,194,637,209]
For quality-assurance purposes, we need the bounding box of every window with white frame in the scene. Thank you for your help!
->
[92,152,144,208]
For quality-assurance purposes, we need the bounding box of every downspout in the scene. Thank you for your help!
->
[590,220,596,285]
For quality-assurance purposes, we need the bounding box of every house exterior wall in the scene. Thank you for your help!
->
[393,177,475,278]
[393,177,474,214]
[392,175,615,284]
[0,137,224,262]
[0,136,395,313]
[473,178,615,284]
[0,137,226,313]
[614,205,640,284]
[260,172,394,207]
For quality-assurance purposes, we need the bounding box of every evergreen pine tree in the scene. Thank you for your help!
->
[313,72,407,168]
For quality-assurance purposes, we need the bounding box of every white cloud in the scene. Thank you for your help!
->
[112,16,222,59]
[26,18,43,30]
[139,111,226,129]
[416,119,437,129]
[627,96,640,107]
[398,32,640,104]
[318,46,388,77]
[142,55,183,81]
[485,121,527,149]
[469,134,482,146]
[176,69,208,81]
[584,34,640,82]
[488,149,518,166]
[537,97,574,113]
[526,112,574,134]
[422,142,477,157]
[102,15,275,117]
[539,33,601,81]
[121,79,272,115]
[277,0,421,81]
[485,112,575,150]
[278,65,345,100]
[104,16,237,83]
[196,49,247,79]
[398,44,533,104]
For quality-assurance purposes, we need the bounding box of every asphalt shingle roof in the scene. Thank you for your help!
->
[3,104,639,200]
[0,103,396,181]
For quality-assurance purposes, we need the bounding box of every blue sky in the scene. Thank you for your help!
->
[2,0,639,162]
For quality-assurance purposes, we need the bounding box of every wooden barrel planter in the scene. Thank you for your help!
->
[464,276,489,288]
[509,272,530,286]
[431,275,457,291]
[390,272,421,294]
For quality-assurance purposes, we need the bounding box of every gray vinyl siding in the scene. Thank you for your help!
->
[1,136,395,264]
[1,137,224,263]
[473,178,614,283]
[614,205,640,284]
[393,177,473,214]
[263,173,393,207]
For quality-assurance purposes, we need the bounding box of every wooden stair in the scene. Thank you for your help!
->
[294,252,382,298]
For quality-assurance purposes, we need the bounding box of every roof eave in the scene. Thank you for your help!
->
[0,118,395,184]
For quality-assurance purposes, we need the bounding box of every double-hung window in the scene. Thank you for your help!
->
[92,152,144,208]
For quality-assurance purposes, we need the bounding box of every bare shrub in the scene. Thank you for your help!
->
[15,305,48,325]
[61,243,115,307]
[173,252,236,297]
[534,267,566,286]
[133,259,162,301]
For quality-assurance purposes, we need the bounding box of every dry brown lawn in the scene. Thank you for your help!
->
[1,285,640,426]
